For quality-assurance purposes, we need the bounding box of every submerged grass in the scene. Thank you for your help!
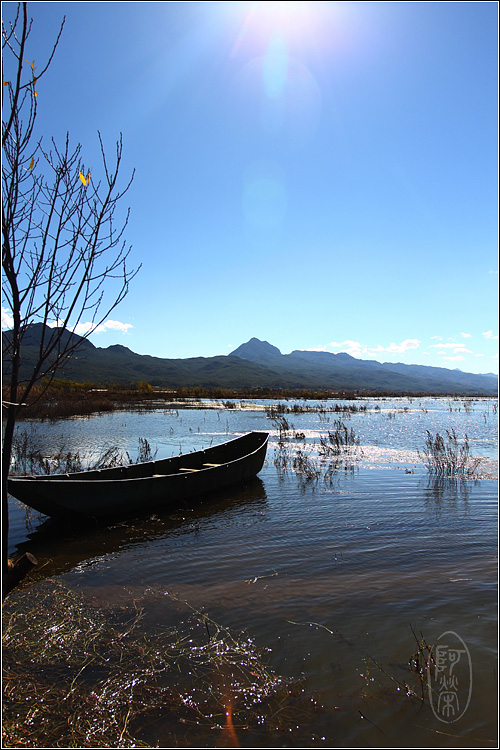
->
[2,581,324,748]
[10,430,157,476]
[272,419,363,486]
[419,429,481,479]
[318,420,362,457]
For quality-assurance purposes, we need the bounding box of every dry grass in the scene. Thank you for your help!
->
[419,430,481,479]
[2,581,324,748]
[10,429,156,476]
[318,420,362,457]
[272,419,363,486]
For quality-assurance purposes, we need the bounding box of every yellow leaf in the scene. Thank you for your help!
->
[87,171,91,183]
[30,158,34,170]
[3,81,10,86]
[79,171,87,186]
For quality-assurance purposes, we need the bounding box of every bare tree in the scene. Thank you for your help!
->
[2,3,140,578]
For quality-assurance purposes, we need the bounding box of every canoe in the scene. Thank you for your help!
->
[7,431,269,520]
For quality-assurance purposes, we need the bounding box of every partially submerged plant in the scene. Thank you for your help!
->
[10,429,157,476]
[292,449,322,484]
[419,429,481,479]
[361,626,434,707]
[270,414,293,444]
[2,581,325,748]
[318,420,361,457]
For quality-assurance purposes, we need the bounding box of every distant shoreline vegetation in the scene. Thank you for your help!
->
[2,380,498,422]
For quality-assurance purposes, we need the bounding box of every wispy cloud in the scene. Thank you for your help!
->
[47,319,133,336]
[483,330,498,340]
[1,306,13,329]
[75,319,133,336]
[460,332,471,338]
[306,338,421,358]
[430,342,463,349]
[2,311,133,337]
[431,343,473,358]
[372,339,421,354]
[99,320,133,334]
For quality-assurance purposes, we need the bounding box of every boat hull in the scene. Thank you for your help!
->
[7,431,269,520]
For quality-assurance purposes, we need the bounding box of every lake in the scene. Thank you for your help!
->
[5,396,498,747]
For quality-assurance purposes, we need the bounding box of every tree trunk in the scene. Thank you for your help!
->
[2,406,16,574]
[2,552,37,599]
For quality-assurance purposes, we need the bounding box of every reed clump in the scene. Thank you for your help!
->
[10,429,156,476]
[2,581,323,748]
[419,429,481,479]
[265,402,367,419]
[292,449,322,483]
[318,420,362,457]
[271,419,363,486]
[270,414,293,444]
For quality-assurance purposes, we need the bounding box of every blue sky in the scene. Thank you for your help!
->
[2,1,498,374]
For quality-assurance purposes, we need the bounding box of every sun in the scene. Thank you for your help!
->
[248,1,313,42]
[228,0,318,57]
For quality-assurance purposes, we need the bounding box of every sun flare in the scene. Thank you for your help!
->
[247,0,313,42]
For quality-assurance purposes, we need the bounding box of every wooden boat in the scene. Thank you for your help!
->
[7,431,269,520]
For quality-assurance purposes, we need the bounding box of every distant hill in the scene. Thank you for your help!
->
[2,327,498,395]
[227,338,497,394]
[231,338,282,362]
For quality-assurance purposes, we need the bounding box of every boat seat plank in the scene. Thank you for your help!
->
[180,467,199,472]
[203,463,221,467]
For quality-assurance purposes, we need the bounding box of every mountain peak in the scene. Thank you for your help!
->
[229,338,282,363]
[3,322,95,350]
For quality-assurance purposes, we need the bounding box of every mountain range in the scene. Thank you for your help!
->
[2,326,498,394]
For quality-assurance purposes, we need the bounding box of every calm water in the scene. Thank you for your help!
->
[6,397,498,747]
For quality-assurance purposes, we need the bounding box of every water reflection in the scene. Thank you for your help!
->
[11,478,267,581]
[423,475,475,503]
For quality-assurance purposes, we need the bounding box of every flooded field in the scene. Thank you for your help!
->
[4,397,498,747]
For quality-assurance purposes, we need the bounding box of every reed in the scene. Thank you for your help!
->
[318,420,361,457]
[361,627,433,706]
[273,443,289,477]
[270,414,292,444]
[265,402,367,419]
[10,429,157,476]
[419,429,481,479]
[292,449,322,483]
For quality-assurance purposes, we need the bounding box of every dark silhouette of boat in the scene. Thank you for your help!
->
[8,431,269,520]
